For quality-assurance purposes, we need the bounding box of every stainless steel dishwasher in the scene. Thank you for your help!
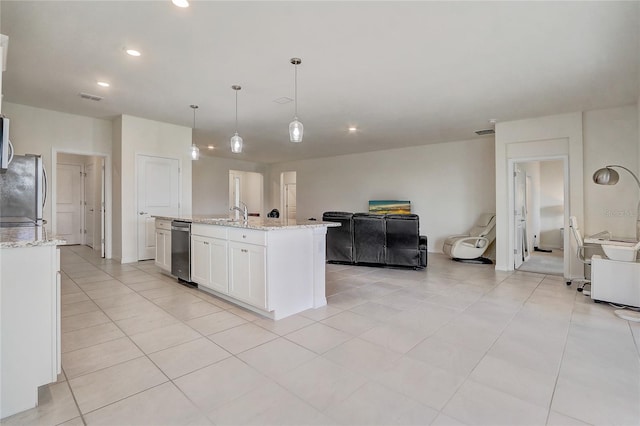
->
[171,220,192,283]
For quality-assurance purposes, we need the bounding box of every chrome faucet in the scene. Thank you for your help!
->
[230,201,248,221]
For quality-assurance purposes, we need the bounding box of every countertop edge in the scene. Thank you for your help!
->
[0,238,66,249]
[153,216,340,230]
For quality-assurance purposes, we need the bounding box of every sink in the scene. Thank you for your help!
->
[602,244,640,262]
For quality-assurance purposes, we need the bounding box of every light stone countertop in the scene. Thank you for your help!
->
[0,226,66,248]
[153,215,340,231]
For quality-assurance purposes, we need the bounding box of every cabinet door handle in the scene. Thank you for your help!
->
[241,249,248,253]
[242,235,247,239]
[204,242,209,245]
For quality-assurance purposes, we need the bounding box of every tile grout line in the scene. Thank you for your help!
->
[434,271,551,423]
[544,287,581,425]
[60,366,87,426]
[61,246,308,423]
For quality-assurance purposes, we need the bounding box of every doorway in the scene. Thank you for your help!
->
[280,171,297,220]
[513,159,566,275]
[55,153,106,256]
[228,170,264,218]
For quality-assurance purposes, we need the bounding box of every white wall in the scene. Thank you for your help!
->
[583,105,638,237]
[496,105,639,277]
[0,39,4,115]
[242,171,263,216]
[192,156,266,216]
[229,170,264,218]
[115,115,192,263]
[495,112,583,277]
[3,102,113,257]
[267,137,496,252]
[539,160,564,248]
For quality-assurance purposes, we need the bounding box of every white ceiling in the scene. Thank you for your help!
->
[1,1,638,163]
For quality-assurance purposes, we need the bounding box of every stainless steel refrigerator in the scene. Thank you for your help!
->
[0,154,46,227]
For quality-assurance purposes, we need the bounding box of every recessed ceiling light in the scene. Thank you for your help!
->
[348,126,357,132]
[208,145,214,150]
[172,0,189,7]
[126,49,141,57]
[97,81,110,88]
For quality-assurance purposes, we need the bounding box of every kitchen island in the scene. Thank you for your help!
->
[154,216,339,320]
[0,226,65,419]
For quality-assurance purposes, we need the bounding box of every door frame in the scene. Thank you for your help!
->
[284,182,296,220]
[508,155,569,277]
[280,171,297,219]
[229,171,242,218]
[52,148,111,259]
[513,164,528,269]
[84,160,95,248]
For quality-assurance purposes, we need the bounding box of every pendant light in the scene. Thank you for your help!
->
[189,104,200,160]
[230,85,243,154]
[289,57,303,143]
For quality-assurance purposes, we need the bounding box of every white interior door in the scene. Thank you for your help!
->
[137,155,180,260]
[84,162,95,248]
[514,165,527,268]
[285,183,297,220]
[56,163,83,245]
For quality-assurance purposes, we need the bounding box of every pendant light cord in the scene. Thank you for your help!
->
[294,64,298,118]
[235,89,239,133]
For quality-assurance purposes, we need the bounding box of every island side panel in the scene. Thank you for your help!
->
[312,227,328,308]
[266,228,315,320]
[1,245,59,419]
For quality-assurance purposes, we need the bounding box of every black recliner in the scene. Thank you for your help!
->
[386,214,426,268]
[353,213,386,264]
[322,211,354,263]
[323,211,427,269]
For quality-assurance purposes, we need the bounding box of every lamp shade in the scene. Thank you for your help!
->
[230,133,243,154]
[289,119,304,143]
[593,167,620,185]
[190,144,200,160]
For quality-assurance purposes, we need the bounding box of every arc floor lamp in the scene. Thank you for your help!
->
[592,164,640,240]
[592,164,640,323]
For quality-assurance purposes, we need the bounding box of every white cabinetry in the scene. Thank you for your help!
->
[209,238,229,293]
[187,222,329,320]
[191,224,229,294]
[191,234,211,286]
[154,219,172,272]
[228,240,267,309]
[1,245,61,419]
[191,225,267,310]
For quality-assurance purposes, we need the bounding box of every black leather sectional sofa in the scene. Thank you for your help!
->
[322,212,427,269]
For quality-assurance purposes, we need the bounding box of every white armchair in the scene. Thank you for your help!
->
[443,213,496,262]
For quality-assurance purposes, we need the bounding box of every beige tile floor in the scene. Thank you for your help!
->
[2,245,639,425]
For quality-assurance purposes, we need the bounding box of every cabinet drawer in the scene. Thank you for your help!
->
[192,224,228,239]
[228,228,266,246]
[156,219,171,231]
